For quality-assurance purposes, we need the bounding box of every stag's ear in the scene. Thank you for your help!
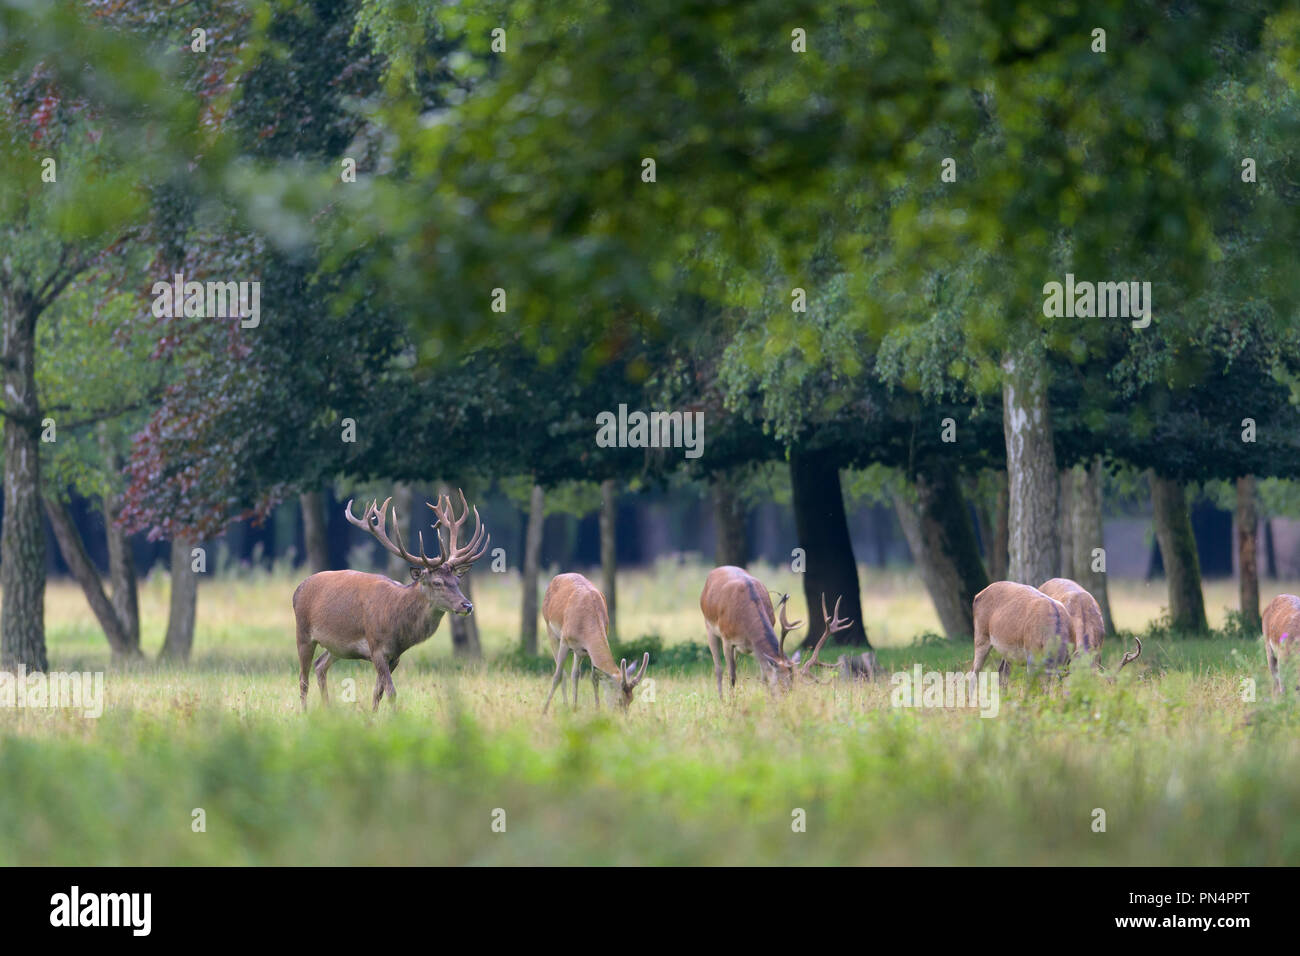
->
[409,567,424,582]
[791,650,803,665]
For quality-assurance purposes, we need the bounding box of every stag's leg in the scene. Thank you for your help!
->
[705,626,725,699]
[546,623,567,706]
[996,658,1010,691]
[297,633,316,712]
[372,654,397,712]
[570,652,582,710]
[542,646,569,713]
[725,643,738,691]
[1267,641,1282,696]
[314,650,334,706]
[592,665,601,708]
[969,635,992,698]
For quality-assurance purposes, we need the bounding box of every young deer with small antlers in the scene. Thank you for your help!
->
[699,565,850,697]
[292,490,490,711]
[541,573,649,713]
[1263,593,1300,696]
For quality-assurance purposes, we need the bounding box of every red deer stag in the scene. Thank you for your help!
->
[699,565,849,697]
[540,572,649,713]
[292,491,489,711]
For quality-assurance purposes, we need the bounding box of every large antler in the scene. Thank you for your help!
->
[427,488,491,574]
[774,592,804,656]
[344,497,443,570]
[800,593,853,677]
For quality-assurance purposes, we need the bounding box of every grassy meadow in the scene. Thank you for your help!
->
[3,562,1300,865]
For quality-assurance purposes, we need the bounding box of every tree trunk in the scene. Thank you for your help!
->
[43,496,138,659]
[600,478,618,640]
[1058,469,1075,581]
[991,471,1009,581]
[1150,472,1208,634]
[790,449,869,647]
[520,483,545,655]
[713,473,750,568]
[892,468,988,639]
[1070,458,1114,633]
[99,426,139,648]
[1,295,47,672]
[385,484,414,580]
[300,489,330,573]
[1264,517,1277,580]
[161,535,198,662]
[1002,346,1059,584]
[448,571,481,658]
[1237,475,1261,633]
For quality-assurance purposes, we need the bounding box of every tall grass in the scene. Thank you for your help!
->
[2,565,1297,864]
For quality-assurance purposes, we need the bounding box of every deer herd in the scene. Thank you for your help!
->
[291,491,1298,713]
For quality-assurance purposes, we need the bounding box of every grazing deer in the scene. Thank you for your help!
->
[1262,594,1300,696]
[292,490,490,711]
[541,572,649,713]
[1038,577,1106,666]
[970,581,1139,692]
[699,565,849,697]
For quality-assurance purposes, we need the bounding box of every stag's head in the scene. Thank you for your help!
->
[345,490,491,616]
[772,593,853,692]
[598,653,651,710]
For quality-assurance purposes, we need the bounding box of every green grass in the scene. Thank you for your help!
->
[3,567,1300,864]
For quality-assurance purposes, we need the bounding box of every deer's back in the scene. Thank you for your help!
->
[975,581,1073,660]
[1263,594,1300,648]
[1039,578,1105,652]
[700,566,776,651]
[542,573,615,670]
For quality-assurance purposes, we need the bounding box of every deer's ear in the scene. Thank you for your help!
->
[409,567,424,582]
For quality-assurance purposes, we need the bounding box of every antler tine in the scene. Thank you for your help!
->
[776,593,803,655]
[445,490,490,570]
[344,498,370,530]
[628,651,650,688]
[415,528,448,569]
[1113,635,1142,674]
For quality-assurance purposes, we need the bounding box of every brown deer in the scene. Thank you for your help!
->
[541,572,649,713]
[292,490,490,711]
[1038,577,1106,666]
[699,565,849,697]
[1263,594,1300,696]
[970,581,1139,692]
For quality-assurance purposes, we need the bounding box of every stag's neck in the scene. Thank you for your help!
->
[742,580,783,660]
[392,582,446,653]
